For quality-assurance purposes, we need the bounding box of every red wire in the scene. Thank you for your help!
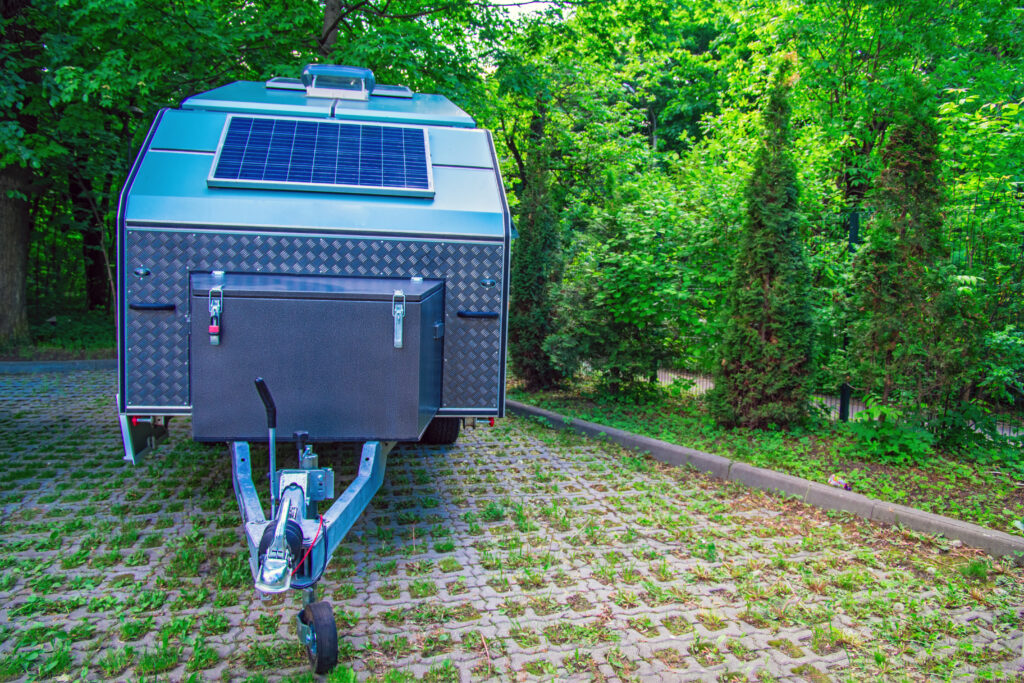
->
[292,514,324,575]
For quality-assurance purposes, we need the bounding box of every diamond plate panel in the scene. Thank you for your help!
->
[124,230,505,411]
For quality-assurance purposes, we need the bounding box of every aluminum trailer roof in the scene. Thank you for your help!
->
[123,74,508,240]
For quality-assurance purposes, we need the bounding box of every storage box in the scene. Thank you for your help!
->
[189,273,444,441]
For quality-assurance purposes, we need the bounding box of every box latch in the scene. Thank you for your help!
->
[208,285,224,345]
[392,290,405,349]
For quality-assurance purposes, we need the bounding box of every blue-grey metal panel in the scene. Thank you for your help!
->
[126,151,503,238]
[150,110,228,152]
[117,110,166,410]
[182,81,475,128]
[332,93,475,128]
[183,81,334,118]
[122,230,506,412]
[428,128,493,169]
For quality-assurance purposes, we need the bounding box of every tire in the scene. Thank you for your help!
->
[420,417,460,445]
[300,601,338,674]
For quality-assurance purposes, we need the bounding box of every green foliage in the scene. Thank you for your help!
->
[708,61,813,429]
[546,179,688,394]
[495,22,563,392]
[13,309,113,356]
[2,0,502,339]
[507,137,564,391]
[2,0,1020,435]
[977,325,1024,405]
[847,399,936,464]
[848,75,985,443]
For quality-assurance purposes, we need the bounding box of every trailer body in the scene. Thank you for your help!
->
[117,70,511,460]
[114,66,513,673]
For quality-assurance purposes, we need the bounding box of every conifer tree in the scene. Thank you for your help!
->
[848,75,981,427]
[709,60,813,429]
[508,108,564,391]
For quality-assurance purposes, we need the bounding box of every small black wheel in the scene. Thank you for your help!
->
[300,601,338,674]
[420,417,460,445]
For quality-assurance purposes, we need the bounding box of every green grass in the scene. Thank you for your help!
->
[409,578,438,599]
[4,371,1024,682]
[1,308,115,360]
[509,386,1024,534]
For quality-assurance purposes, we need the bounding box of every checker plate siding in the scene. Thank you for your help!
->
[123,229,505,410]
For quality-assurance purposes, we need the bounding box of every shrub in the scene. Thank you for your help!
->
[545,179,688,395]
[508,114,564,391]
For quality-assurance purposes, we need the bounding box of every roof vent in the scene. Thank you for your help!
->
[371,84,413,99]
[301,64,375,101]
[265,77,304,91]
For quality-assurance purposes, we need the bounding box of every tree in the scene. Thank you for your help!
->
[494,18,571,391]
[507,112,564,391]
[848,74,983,435]
[709,60,813,429]
[0,0,497,345]
[491,7,671,391]
[568,0,729,154]
[0,0,47,343]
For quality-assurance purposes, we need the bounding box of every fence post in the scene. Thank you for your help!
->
[839,209,861,422]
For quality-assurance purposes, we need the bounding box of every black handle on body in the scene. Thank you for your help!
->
[254,377,276,429]
[129,302,176,311]
[456,310,500,319]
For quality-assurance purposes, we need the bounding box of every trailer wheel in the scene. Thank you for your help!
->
[420,417,460,445]
[300,601,338,674]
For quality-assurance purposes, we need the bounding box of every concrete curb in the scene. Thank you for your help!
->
[0,359,117,374]
[507,400,1024,563]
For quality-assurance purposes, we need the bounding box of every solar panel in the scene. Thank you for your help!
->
[208,116,433,197]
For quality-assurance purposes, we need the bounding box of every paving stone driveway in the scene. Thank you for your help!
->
[1,369,1023,682]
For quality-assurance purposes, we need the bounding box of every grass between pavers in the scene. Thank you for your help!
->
[2,369,1024,681]
[508,386,1024,537]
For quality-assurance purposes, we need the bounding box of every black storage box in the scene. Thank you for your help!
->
[189,273,444,442]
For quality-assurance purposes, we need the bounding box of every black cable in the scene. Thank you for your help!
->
[290,521,330,590]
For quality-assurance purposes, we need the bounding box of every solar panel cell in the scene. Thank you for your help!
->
[210,116,432,196]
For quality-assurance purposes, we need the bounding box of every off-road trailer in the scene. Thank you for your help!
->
[116,64,511,672]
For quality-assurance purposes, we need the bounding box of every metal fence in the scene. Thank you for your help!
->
[655,369,868,422]
[657,183,1023,426]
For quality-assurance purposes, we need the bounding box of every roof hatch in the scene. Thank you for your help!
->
[301,64,375,100]
[266,66,414,100]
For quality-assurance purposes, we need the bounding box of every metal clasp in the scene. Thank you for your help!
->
[208,285,223,318]
[208,286,224,346]
[392,289,406,349]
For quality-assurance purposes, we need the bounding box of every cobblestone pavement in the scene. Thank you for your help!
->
[1,370,1023,682]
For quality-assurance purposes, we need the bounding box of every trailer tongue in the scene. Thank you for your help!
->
[115,64,511,672]
[228,378,392,672]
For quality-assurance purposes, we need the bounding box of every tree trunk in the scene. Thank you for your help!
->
[70,172,110,310]
[1,0,41,344]
[0,165,33,345]
[320,0,342,56]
